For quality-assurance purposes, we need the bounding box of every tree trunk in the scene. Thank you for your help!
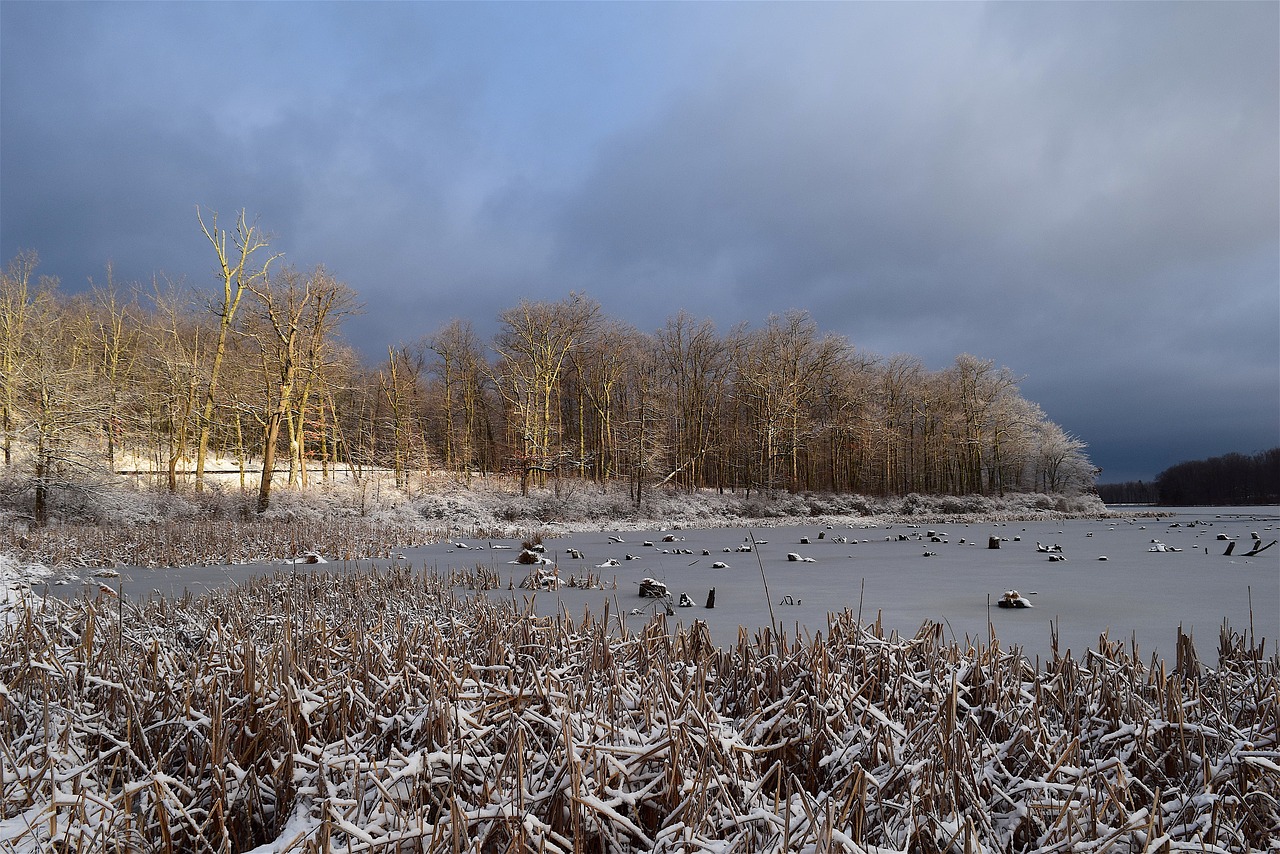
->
[33,455,47,526]
[235,410,246,491]
[258,412,282,513]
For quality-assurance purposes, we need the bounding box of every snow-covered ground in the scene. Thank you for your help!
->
[0,555,52,622]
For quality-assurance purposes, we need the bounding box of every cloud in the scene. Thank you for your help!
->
[541,3,1278,481]
[554,3,1276,311]
[1,1,1275,481]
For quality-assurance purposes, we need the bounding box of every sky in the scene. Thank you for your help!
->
[2,2,1276,484]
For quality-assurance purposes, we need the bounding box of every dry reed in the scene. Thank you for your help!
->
[1,567,1276,852]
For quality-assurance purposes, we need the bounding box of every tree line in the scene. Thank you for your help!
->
[0,210,1096,523]
[1099,449,1279,506]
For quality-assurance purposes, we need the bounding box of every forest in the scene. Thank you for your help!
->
[1098,448,1279,506]
[0,212,1096,524]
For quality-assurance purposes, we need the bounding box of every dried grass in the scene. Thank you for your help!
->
[2,567,1276,852]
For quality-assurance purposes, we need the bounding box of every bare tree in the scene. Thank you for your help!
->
[875,354,924,495]
[194,207,281,492]
[14,290,107,524]
[653,312,734,491]
[945,354,1020,495]
[613,336,668,506]
[732,311,848,492]
[1032,419,1094,493]
[985,393,1039,496]
[84,265,144,471]
[565,318,644,483]
[0,259,1100,509]
[491,294,600,495]
[426,319,493,479]
[377,343,430,491]
[0,251,48,467]
[310,344,363,483]
[775,314,849,490]
[286,270,359,488]
[243,265,356,512]
[143,280,208,491]
[809,348,878,492]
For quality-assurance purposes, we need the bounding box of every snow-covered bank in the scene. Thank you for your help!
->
[0,554,52,620]
[1,567,1275,853]
[414,483,1114,537]
[1,480,1111,571]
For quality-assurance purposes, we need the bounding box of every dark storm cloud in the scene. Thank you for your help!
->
[558,4,1276,315]
[550,2,1279,480]
[3,2,537,344]
[1,1,1275,482]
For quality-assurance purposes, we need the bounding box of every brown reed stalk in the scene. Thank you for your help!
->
[2,565,1277,852]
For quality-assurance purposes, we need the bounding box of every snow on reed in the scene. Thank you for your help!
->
[1,566,1276,852]
[0,555,51,625]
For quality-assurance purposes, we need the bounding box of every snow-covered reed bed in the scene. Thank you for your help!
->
[1,568,1276,852]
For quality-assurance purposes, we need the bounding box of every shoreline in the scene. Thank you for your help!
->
[6,485,1277,575]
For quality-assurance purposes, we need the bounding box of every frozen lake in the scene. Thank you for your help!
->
[65,506,1279,666]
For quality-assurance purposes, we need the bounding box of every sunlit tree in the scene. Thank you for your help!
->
[242,265,358,511]
[491,294,600,495]
[653,312,734,492]
[0,251,47,468]
[426,319,494,479]
[194,207,281,492]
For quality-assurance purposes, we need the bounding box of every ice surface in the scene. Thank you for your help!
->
[25,506,1280,666]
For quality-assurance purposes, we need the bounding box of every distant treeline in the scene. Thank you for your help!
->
[1098,448,1280,506]
[2,223,1096,523]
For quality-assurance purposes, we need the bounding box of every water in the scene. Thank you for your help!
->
[53,506,1279,666]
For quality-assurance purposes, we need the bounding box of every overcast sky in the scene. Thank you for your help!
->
[2,2,1276,484]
